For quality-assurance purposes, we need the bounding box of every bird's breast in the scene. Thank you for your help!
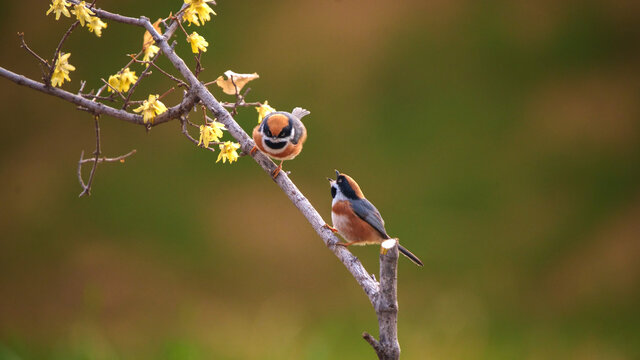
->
[331,200,383,244]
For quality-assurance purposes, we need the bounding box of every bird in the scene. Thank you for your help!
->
[325,170,424,266]
[251,107,309,178]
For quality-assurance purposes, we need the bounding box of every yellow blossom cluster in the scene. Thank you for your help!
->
[71,1,93,26]
[186,32,209,54]
[198,121,226,148]
[46,0,70,20]
[51,52,76,88]
[183,0,216,26]
[107,68,139,93]
[142,45,160,64]
[256,101,276,123]
[133,94,168,124]
[217,141,241,164]
[46,0,107,37]
[87,15,107,37]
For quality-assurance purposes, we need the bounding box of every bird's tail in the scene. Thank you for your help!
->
[291,107,310,119]
[398,244,424,267]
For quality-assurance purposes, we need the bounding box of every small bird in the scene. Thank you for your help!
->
[251,107,309,178]
[325,170,423,266]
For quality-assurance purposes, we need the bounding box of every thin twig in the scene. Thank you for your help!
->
[129,57,188,86]
[77,150,87,189]
[363,332,384,356]
[17,32,50,72]
[121,66,154,109]
[79,115,102,197]
[79,149,137,164]
[180,116,218,152]
[100,78,127,100]
[158,86,178,100]
[81,94,116,101]
[194,51,203,77]
[48,21,80,85]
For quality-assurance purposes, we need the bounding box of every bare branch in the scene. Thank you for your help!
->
[363,332,384,356]
[77,150,87,189]
[366,241,401,359]
[100,78,127,100]
[79,115,102,197]
[180,116,218,152]
[130,58,187,87]
[48,21,80,85]
[121,57,156,110]
[79,149,137,164]
[17,32,50,74]
[142,18,380,303]
[0,66,198,127]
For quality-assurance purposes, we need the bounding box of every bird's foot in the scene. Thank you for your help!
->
[271,162,283,178]
[323,224,339,233]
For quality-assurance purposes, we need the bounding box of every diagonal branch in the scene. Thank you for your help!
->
[17,32,50,75]
[48,20,80,85]
[141,16,381,303]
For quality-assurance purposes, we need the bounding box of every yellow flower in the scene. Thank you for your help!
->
[71,1,94,27]
[133,94,167,124]
[217,141,241,164]
[186,32,208,54]
[107,74,121,93]
[46,0,71,20]
[142,44,160,65]
[184,0,216,25]
[182,6,201,26]
[51,52,75,88]
[198,121,226,148]
[119,68,138,93]
[256,101,276,123]
[87,16,107,37]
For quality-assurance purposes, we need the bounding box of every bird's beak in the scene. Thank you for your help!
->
[327,177,334,183]
[335,169,340,177]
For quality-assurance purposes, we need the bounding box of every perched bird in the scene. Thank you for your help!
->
[251,107,309,178]
[325,170,423,266]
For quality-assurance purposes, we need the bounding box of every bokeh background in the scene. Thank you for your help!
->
[1,0,639,359]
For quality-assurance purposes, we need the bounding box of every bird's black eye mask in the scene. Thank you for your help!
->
[262,117,292,139]
[330,186,337,199]
[262,122,273,138]
[337,175,358,199]
[277,123,292,138]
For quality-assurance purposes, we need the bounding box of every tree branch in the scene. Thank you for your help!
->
[0,66,198,127]
[78,115,102,197]
[140,17,382,304]
[17,32,50,75]
[369,240,401,359]
[79,149,137,164]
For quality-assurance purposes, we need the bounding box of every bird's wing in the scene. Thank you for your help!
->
[291,116,307,145]
[351,198,389,239]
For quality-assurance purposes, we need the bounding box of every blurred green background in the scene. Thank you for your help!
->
[1,0,640,359]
